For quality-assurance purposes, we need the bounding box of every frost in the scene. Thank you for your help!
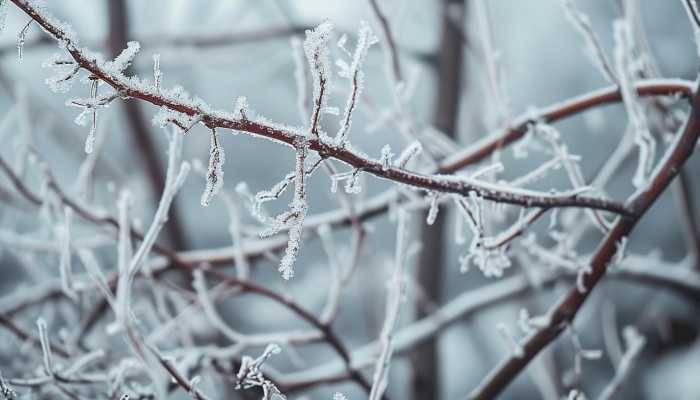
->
[609,237,628,270]
[379,144,393,170]
[455,195,512,278]
[561,0,617,83]
[235,344,286,400]
[330,169,362,194]
[17,20,32,62]
[278,147,309,280]
[568,389,587,400]
[322,106,340,116]
[84,124,97,154]
[613,20,655,188]
[200,129,225,206]
[426,193,439,225]
[681,0,700,59]
[234,96,249,120]
[394,141,422,169]
[36,318,54,375]
[153,54,162,91]
[104,41,140,74]
[0,372,17,400]
[335,21,378,144]
[369,210,409,400]
[334,393,348,400]
[304,21,334,135]
[576,263,592,293]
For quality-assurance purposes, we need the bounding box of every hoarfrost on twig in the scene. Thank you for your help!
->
[200,129,225,207]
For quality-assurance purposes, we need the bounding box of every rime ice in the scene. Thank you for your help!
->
[200,129,225,206]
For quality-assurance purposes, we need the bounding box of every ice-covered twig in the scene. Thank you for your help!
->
[278,144,309,280]
[200,128,224,206]
[304,21,333,136]
[468,81,700,400]
[613,20,656,189]
[368,210,409,400]
[561,0,617,83]
[682,0,700,57]
[335,21,377,145]
[1,3,650,215]
[17,19,31,61]
[597,326,645,400]
[235,344,286,400]
[36,318,55,377]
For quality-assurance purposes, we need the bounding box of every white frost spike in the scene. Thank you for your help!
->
[235,345,285,399]
[395,141,422,169]
[200,129,225,207]
[576,264,592,293]
[426,193,439,225]
[344,170,361,194]
[304,21,334,135]
[105,41,140,74]
[234,96,249,120]
[334,393,348,400]
[153,54,162,91]
[85,121,97,154]
[279,146,309,280]
[337,34,350,56]
[380,144,393,170]
[17,20,32,62]
[335,20,378,144]
[369,210,409,400]
[37,318,54,375]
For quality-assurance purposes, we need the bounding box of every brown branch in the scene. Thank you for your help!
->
[439,80,693,172]
[468,80,700,400]
[7,0,630,216]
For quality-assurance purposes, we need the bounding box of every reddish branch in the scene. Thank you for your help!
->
[439,80,693,171]
[8,0,631,216]
[468,80,700,399]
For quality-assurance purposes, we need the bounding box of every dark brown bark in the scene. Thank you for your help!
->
[107,0,187,250]
[413,1,466,399]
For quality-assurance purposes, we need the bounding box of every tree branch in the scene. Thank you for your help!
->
[468,79,700,400]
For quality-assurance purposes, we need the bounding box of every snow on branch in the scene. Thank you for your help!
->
[613,20,656,189]
[200,128,224,206]
[304,21,334,136]
[278,143,310,280]
[369,210,409,400]
[3,1,642,218]
[335,21,378,145]
[235,344,286,399]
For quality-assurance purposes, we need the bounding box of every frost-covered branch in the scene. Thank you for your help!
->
[468,80,700,400]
